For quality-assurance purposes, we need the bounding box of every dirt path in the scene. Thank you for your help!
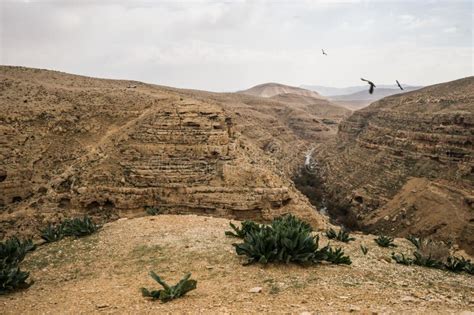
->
[2,215,473,314]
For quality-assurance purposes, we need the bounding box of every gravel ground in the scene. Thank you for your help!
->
[2,214,473,314]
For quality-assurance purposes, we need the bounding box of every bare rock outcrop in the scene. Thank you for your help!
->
[316,77,474,253]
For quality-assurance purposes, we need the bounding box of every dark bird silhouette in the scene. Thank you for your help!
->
[322,49,327,56]
[396,80,404,90]
[361,78,376,94]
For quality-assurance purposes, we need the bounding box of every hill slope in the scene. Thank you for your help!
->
[239,83,324,99]
[0,66,326,238]
[315,77,474,254]
[2,215,473,313]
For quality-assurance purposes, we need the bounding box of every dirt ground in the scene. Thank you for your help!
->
[2,215,473,314]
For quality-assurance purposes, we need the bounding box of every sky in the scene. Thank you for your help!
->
[0,0,472,91]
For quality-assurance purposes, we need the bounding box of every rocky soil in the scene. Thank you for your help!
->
[2,215,473,314]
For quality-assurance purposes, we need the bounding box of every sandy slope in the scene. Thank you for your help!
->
[2,215,473,314]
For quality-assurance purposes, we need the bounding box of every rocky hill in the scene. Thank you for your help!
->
[239,83,324,99]
[2,215,473,313]
[315,77,474,254]
[0,66,326,238]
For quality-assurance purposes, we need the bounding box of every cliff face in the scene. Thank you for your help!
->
[317,77,474,253]
[0,66,325,237]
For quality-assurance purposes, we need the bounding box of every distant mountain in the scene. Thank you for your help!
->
[301,84,422,97]
[239,83,324,99]
[330,86,422,102]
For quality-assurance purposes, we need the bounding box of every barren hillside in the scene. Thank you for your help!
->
[239,83,324,99]
[314,77,474,254]
[2,215,473,314]
[0,66,327,239]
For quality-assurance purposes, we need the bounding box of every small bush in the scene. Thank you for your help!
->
[412,252,443,269]
[360,245,369,255]
[0,237,35,294]
[62,216,99,238]
[225,221,261,238]
[374,235,396,248]
[40,223,64,243]
[145,206,161,216]
[406,235,421,249]
[141,272,197,303]
[444,256,469,273]
[326,228,355,243]
[232,215,350,266]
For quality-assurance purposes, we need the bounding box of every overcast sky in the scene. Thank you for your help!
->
[1,0,472,91]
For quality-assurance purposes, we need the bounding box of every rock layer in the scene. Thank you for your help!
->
[316,77,474,253]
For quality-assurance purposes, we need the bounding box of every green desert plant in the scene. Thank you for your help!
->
[391,252,413,266]
[412,252,443,269]
[360,245,369,255]
[464,261,474,275]
[62,216,99,238]
[141,272,197,303]
[324,247,352,265]
[225,221,261,238]
[326,228,355,243]
[374,235,396,248]
[232,215,350,266]
[444,256,469,273]
[40,223,64,243]
[145,206,161,216]
[0,237,36,265]
[406,235,421,249]
[0,261,31,295]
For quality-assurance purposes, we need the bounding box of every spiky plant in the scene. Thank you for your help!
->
[374,235,396,248]
[464,261,474,275]
[413,252,443,269]
[232,215,350,266]
[0,261,31,295]
[62,216,99,238]
[324,247,352,265]
[391,252,413,265]
[225,221,261,238]
[360,245,369,255]
[40,223,64,243]
[326,228,355,243]
[0,237,36,265]
[406,235,421,249]
[444,256,470,273]
[145,206,161,216]
[141,272,197,302]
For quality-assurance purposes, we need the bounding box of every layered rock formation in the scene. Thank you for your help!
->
[0,66,326,238]
[239,82,324,99]
[316,77,474,253]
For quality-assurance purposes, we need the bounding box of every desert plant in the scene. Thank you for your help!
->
[0,237,36,265]
[444,256,469,273]
[0,261,31,295]
[141,272,197,302]
[391,252,413,265]
[360,245,369,255]
[406,235,421,249]
[374,235,396,248]
[62,216,99,238]
[145,206,161,216]
[326,228,355,243]
[232,215,350,266]
[324,247,352,265]
[464,261,474,275]
[413,252,443,269]
[40,223,64,243]
[225,221,261,238]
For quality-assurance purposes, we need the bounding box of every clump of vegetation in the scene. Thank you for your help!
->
[145,206,161,216]
[0,237,35,294]
[444,256,470,273]
[326,228,355,243]
[231,214,351,266]
[141,272,197,302]
[39,216,99,243]
[40,223,64,243]
[374,235,396,248]
[62,216,99,238]
[391,252,413,265]
[360,245,369,255]
[225,221,261,238]
[406,235,421,249]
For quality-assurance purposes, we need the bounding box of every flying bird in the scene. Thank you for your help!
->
[396,80,404,90]
[361,78,376,94]
[322,49,327,56]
